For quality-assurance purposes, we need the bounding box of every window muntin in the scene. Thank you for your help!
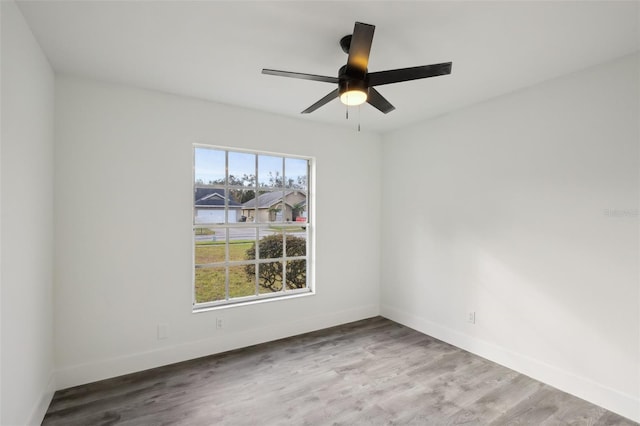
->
[193,146,312,309]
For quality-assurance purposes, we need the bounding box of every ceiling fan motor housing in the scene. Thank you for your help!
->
[338,64,369,98]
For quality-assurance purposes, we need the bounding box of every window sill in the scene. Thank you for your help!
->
[192,289,315,313]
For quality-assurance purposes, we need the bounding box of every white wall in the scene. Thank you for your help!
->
[381,53,639,421]
[1,1,56,424]
[7,8,635,422]
[54,76,381,388]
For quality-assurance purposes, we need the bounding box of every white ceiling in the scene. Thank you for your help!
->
[17,1,640,133]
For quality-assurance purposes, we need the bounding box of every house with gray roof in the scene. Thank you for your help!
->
[194,188,242,223]
[241,190,306,223]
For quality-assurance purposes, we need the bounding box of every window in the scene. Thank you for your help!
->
[193,145,312,310]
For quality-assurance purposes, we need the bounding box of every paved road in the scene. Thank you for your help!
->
[195,227,305,242]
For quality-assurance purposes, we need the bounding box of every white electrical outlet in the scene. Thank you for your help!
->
[157,323,168,340]
[216,318,223,329]
[467,312,476,324]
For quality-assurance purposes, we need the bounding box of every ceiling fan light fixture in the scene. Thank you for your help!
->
[340,89,368,106]
[338,77,368,106]
[261,21,452,115]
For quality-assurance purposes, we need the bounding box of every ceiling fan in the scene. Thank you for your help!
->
[262,22,452,114]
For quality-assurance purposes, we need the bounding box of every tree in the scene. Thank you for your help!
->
[229,187,255,204]
[291,201,306,221]
[208,174,256,203]
[244,235,306,291]
[261,171,283,188]
[287,175,307,190]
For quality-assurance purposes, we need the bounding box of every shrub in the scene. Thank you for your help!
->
[245,234,306,291]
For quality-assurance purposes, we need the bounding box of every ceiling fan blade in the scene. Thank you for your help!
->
[301,89,339,114]
[345,22,375,79]
[367,88,395,114]
[368,62,452,86]
[262,69,339,84]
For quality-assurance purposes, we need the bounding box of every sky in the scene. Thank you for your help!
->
[195,147,308,188]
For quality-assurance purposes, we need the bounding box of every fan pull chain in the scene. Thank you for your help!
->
[358,105,361,132]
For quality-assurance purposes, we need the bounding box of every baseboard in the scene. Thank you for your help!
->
[55,304,379,390]
[380,304,640,423]
[27,372,56,425]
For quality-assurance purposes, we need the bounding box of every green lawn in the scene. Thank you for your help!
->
[195,240,254,263]
[195,264,260,302]
[195,241,255,302]
[194,240,304,304]
[269,226,306,232]
[194,228,215,235]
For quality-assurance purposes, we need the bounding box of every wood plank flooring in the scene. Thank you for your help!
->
[43,317,638,425]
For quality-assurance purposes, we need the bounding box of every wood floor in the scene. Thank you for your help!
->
[43,317,637,426]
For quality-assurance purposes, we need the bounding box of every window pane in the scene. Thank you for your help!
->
[269,201,285,223]
[235,189,257,222]
[286,190,306,224]
[229,265,256,298]
[229,228,256,263]
[227,203,242,224]
[258,262,283,293]
[258,155,283,188]
[285,158,308,190]
[195,228,227,264]
[255,191,285,223]
[228,152,255,187]
[291,194,307,224]
[258,230,283,259]
[195,266,226,303]
[286,260,306,290]
[195,148,225,185]
[230,189,256,219]
[194,189,227,225]
[285,232,306,257]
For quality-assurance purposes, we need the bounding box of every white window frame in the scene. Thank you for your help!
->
[192,144,314,311]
